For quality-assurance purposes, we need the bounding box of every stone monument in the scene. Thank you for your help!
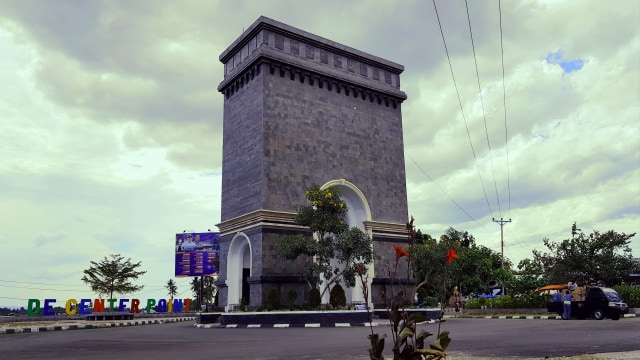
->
[215,16,409,310]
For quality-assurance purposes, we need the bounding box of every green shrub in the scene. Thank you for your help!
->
[416,288,428,301]
[286,290,298,310]
[614,285,640,308]
[463,293,547,309]
[464,298,480,309]
[329,284,346,309]
[308,288,321,308]
[516,292,548,308]
[422,296,439,308]
[265,288,280,311]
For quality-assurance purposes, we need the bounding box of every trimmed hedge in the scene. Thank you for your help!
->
[464,293,547,309]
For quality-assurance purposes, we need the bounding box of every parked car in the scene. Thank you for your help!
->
[545,285,628,320]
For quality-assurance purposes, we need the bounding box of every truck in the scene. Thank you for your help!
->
[543,284,629,320]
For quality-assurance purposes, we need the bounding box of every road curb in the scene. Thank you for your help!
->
[194,319,439,329]
[457,313,639,320]
[0,317,195,335]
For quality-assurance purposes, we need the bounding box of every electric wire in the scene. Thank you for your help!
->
[432,0,494,218]
[465,0,503,218]
[409,154,488,231]
[0,279,85,287]
[499,0,512,217]
[0,284,93,292]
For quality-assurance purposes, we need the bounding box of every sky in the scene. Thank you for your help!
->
[0,0,638,308]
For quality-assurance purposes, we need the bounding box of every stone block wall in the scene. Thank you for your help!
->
[216,16,410,309]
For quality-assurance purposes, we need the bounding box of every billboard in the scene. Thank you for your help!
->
[175,232,220,277]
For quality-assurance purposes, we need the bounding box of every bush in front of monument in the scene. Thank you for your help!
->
[308,288,321,309]
[265,288,280,311]
[329,284,347,309]
[286,290,298,310]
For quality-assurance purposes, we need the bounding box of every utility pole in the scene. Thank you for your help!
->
[492,217,512,268]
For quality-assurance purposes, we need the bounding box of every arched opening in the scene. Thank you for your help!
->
[226,232,252,310]
[320,179,372,307]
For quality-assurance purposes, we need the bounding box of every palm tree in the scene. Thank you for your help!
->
[191,276,217,311]
[166,279,178,298]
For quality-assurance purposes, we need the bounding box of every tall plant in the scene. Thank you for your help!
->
[166,279,178,298]
[362,217,452,360]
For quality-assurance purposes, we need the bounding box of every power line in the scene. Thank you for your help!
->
[408,154,486,230]
[0,284,93,292]
[499,0,512,217]
[432,0,494,218]
[465,0,503,218]
[0,279,85,287]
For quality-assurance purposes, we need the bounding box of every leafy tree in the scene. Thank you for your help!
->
[81,254,146,299]
[166,279,178,298]
[532,229,638,286]
[411,227,509,298]
[191,276,216,311]
[504,258,548,295]
[410,235,446,296]
[275,184,376,300]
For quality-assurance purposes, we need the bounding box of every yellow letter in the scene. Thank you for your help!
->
[65,299,78,315]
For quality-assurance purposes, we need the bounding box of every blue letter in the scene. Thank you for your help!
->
[157,299,167,312]
[118,298,130,312]
[79,299,92,315]
[43,299,56,316]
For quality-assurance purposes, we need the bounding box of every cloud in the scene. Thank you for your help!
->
[0,0,638,306]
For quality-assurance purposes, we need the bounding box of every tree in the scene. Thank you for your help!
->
[532,229,638,286]
[191,276,216,311]
[81,254,146,299]
[166,279,178,298]
[411,227,509,298]
[410,234,446,296]
[275,184,376,300]
[504,258,548,295]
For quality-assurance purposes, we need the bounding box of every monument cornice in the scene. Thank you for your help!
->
[218,49,407,103]
[216,209,304,236]
[364,220,409,239]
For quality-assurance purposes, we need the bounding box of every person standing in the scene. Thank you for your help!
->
[563,290,573,320]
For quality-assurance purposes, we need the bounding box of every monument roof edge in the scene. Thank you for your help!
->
[219,16,404,73]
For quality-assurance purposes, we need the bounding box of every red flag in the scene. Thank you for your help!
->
[445,248,458,264]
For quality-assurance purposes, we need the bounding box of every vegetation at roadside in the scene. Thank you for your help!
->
[530,229,638,286]
[81,254,146,299]
[190,276,217,311]
[463,293,548,309]
[613,285,640,307]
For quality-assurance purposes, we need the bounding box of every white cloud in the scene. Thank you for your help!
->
[0,0,638,307]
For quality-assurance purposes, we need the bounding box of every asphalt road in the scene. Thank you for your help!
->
[1,317,639,359]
